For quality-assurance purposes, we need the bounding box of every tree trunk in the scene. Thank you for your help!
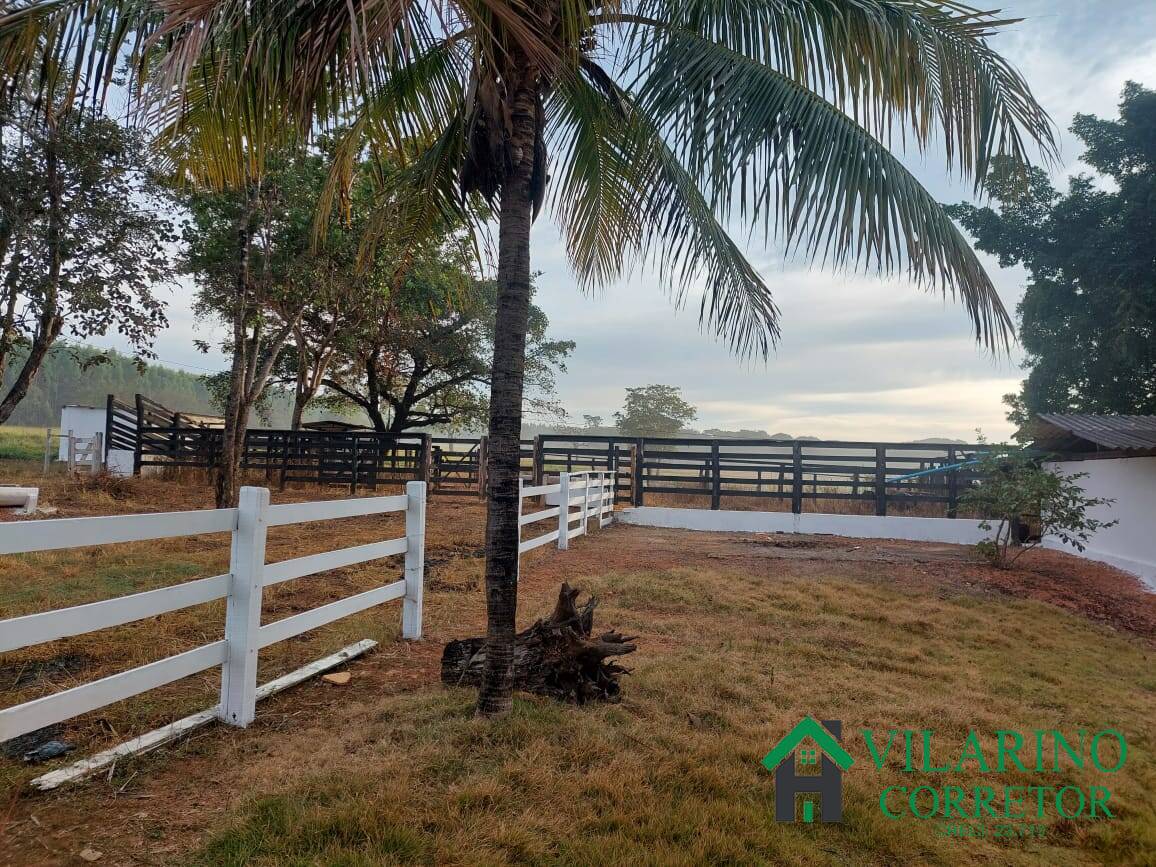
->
[214,193,256,509]
[477,79,539,717]
[443,583,636,703]
[0,316,61,423]
[290,393,307,431]
[0,122,65,425]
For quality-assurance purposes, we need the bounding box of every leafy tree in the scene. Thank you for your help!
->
[0,93,175,424]
[582,415,603,430]
[614,385,696,437]
[181,145,381,503]
[2,0,1056,714]
[323,265,573,432]
[949,82,1156,423]
[961,444,1116,568]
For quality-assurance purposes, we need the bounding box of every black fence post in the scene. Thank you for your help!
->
[791,442,803,514]
[875,446,887,516]
[946,446,958,519]
[478,435,489,499]
[133,393,144,475]
[633,438,645,506]
[279,432,290,491]
[710,441,721,510]
[532,436,543,486]
[350,435,360,494]
[421,434,433,482]
[103,394,114,463]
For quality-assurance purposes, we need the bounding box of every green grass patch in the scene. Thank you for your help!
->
[0,425,47,462]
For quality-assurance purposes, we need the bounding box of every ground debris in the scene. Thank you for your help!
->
[441,582,637,703]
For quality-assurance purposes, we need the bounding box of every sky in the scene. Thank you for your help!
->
[87,1,1156,442]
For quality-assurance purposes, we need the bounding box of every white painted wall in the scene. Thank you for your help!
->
[57,406,107,461]
[1044,457,1156,591]
[617,507,994,546]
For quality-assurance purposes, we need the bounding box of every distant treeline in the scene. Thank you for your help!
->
[0,344,217,427]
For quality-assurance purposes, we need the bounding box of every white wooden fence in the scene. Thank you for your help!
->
[518,471,615,555]
[65,430,103,474]
[0,482,426,745]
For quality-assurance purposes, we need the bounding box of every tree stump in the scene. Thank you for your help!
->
[440,583,637,703]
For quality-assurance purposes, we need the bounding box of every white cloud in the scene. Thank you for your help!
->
[79,1,1156,441]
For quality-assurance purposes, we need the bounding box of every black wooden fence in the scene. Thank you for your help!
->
[531,435,987,517]
[109,394,985,513]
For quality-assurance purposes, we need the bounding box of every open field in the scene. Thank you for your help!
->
[0,428,49,463]
[2,464,1156,865]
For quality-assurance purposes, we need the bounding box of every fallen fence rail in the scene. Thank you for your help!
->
[0,482,427,747]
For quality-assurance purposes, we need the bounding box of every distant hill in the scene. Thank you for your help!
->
[1,344,217,427]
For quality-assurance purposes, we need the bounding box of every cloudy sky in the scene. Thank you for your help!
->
[92,1,1156,441]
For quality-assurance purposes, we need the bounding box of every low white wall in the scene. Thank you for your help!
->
[617,507,993,545]
[1044,457,1156,591]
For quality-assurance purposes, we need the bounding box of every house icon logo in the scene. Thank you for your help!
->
[761,717,854,822]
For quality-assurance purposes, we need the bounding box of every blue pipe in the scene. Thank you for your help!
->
[886,459,980,484]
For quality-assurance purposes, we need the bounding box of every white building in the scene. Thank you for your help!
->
[57,404,136,476]
[1031,414,1156,591]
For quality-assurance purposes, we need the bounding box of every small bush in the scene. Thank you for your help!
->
[961,442,1116,568]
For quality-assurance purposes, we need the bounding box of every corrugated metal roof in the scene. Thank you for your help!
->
[1034,414,1156,452]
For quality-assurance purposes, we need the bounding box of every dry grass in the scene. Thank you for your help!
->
[0,463,488,794]
[1,463,1155,865]
[188,558,1156,866]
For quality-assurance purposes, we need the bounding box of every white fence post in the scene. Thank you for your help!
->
[219,486,270,727]
[90,432,103,475]
[580,474,590,537]
[558,472,570,550]
[402,480,426,639]
[516,478,524,577]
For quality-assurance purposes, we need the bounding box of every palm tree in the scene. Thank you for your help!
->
[1,0,1056,715]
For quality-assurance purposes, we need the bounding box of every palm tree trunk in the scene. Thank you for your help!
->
[477,81,538,717]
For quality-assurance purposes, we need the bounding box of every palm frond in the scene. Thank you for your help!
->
[0,0,160,111]
[623,0,1058,186]
[550,67,779,358]
[634,30,1013,349]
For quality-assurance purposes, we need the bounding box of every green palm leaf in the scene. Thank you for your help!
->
[625,0,1057,183]
[551,67,779,358]
[633,30,1013,348]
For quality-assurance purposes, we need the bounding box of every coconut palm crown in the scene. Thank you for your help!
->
[0,0,1058,714]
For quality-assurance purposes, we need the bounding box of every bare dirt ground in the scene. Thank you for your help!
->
[1,474,1154,864]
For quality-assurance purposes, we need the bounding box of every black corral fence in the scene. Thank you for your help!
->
[136,424,430,492]
[110,394,986,512]
[531,435,987,517]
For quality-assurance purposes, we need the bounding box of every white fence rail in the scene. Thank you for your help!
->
[0,482,426,744]
[518,471,615,555]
